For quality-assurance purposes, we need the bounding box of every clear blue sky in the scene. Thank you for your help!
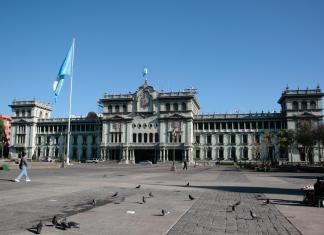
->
[1,0,324,118]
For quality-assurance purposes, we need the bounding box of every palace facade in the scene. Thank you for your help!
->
[9,81,324,163]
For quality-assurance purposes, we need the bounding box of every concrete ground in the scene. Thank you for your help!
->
[0,162,323,235]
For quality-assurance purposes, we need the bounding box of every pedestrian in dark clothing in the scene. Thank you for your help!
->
[15,152,30,182]
[183,160,188,170]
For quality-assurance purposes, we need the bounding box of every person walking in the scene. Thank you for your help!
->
[15,152,31,182]
[183,159,188,171]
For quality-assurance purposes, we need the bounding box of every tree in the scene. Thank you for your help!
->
[295,121,316,164]
[263,131,276,165]
[313,123,324,163]
[277,129,295,163]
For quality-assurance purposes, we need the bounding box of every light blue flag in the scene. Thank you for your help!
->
[53,41,74,102]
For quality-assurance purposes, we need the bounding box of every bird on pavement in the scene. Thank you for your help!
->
[36,220,43,234]
[59,217,70,230]
[52,215,58,226]
[112,192,118,197]
[92,199,96,206]
[67,221,80,228]
[250,210,258,219]
[232,205,236,211]
[186,182,190,187]
[233,200,241,207]
[136,185,141,189]
[189,194,195,200]
[162,209,170,216]
[142,196,146,203]
[266,199,270,204]
[149,192,154,197]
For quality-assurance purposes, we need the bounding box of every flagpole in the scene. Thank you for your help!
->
[66,38,75,165]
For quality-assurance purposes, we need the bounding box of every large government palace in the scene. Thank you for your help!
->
[9,81,323,164]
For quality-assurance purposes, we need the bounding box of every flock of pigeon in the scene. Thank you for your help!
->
[29,216,79,234]
[29,181,265,234]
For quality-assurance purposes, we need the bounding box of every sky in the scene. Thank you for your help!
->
[1,0,324,118]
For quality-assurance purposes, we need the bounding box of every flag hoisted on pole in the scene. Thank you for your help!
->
[53,39,75,166]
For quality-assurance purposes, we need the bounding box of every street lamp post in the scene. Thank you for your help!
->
[171,129,177,171]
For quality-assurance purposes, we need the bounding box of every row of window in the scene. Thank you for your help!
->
[132,123,158,129]
[37,135,98,145]
[292,100,316,110]
[194,121,282,131]
[195,133,259,145]
[133,133,159,143]
[164,102,187,112]
[37,124,100,133]
[107,104,128,113]
[196,147,249,160]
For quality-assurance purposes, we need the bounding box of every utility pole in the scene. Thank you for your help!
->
[171,129,177,171]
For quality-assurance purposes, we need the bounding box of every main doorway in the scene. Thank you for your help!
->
[134,149,156,163]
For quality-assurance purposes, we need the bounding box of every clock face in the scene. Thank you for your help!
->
[140,92,150,109]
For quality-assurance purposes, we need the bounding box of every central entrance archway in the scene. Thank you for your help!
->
[134,149,156,163]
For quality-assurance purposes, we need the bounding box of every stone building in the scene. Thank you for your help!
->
[9,82,323,163]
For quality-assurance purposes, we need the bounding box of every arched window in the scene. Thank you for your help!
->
[243,147,248,160]
[219,147,224,160]
[173,103,178,111]
[292,101,298,110]
[166,103,170,111]
[138,133,142,143]
[301,101,307,110]
[144,133,148,143]
[149,133,153,142]
[115,105,120,113]
[133,133,137,143]
[310,101,316,109]
[182,102,187,111]
[108,105,112,113]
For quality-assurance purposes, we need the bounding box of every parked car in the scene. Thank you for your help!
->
[138,160,152,165]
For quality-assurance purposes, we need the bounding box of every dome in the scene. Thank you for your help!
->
[86,112,98,119]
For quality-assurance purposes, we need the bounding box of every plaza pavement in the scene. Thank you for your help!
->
[0,162,323,235]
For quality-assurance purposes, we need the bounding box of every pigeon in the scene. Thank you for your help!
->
[92,199,96,206]
[186,182,190,187]
[189,194,195,200]
[103,174,107,178]
[266,199,270,204]
[232,205,235,211]
[250,210,258,219]
[36,220,43,234]
[142,196,146,203]
[112,192,118,197]
[59,217,70,230]
[67,221,80,228]
[149,192,154,197]
[136,185,141,189]
[233,200,241,206]
[162,209,170,216]
[52,215,58,226]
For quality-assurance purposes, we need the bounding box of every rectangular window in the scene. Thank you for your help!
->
[219,134,223,145]
[221,123,226,130]
[204,123,208,130]
[243,134,248,145]
[196,149,200,159]
[155,133,159,142]
[264,122,269,129]
[252,122,256,129]
[228,122,232,129]
[233,122,238,130]
[209,123,214,130]
[198,123,203,130]
[207,135,212,145]
[215,122,220,130]
[195,135,200,144]
[207,149,212,159]
[239,122,244,129]
[245,122,250,129]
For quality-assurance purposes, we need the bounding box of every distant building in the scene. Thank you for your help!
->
[8,82,324,163]
[0,114,12,157]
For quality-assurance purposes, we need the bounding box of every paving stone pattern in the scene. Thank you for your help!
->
[168,191,302,235]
